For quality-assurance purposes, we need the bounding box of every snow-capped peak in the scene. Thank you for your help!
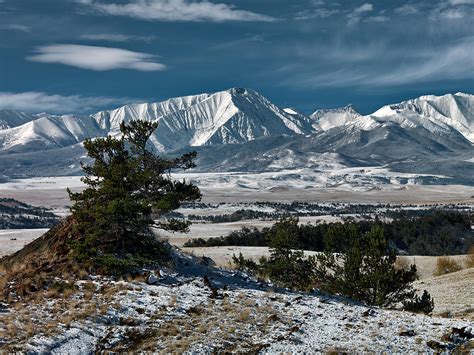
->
[310,104,362,131]
[91,87,315,151]
[370,92,474,143]
[0,88,318,155]
[0,110,35,130]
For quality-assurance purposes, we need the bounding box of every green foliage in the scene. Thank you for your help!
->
[403,290,435,314]
[184,227,266,248]
[231,252,258,272]
[315,225,419,307]
[232,217,316,290]
[186,210,473,256]
[230,217,433,309]
[259,217,317,290]
[68,120,201,272]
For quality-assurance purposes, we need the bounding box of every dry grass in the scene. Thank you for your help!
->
[434,256,464,276]
[394,257,414,271]
[465,246,474,269]
[236,308,251,322]
[0,271,300,353]
[169,294,178,307]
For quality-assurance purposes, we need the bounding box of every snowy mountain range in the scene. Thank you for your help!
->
[0,88,472,184]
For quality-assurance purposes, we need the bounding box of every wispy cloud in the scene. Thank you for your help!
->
[294,0,340,20]
[369,38,474,86]
[76,0,277,22]
[0,24,30,32]
[26,44,166,71]
[211,34,266,50]
[394,4,420,15]
[364,15,389,23]
[0,91,139,114]
[448,0,474,5]
[281,37,474,88]
[347,3,373,25]
[431,0,474,19]
[80,33,157,42]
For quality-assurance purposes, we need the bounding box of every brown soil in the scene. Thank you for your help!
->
[0,217,82,299]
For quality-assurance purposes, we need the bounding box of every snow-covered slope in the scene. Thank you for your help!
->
[93,88,315,151]
[310,105,362,131]
[370,93,474,143]
[0,110,35,130]
[0,88,314,155]
[0,115,105,153]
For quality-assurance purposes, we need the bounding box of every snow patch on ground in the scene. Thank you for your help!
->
[2,250,471,353]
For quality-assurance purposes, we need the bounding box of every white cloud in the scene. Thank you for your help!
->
[394,3,421,15]
[294,0,340,20]
[448,0,474,4]
[369,38,474,86]
[0,91,139,114]
[365,15,389,22]
[80,33,156,42]
[347,3,373,25]
[353,3,373,14]
[295,8,340,20]
[26,44,166,71]
[432,0,474,19]
[77,0,276,22]
[0,24,31,32]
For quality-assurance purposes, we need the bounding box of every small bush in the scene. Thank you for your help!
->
[231,252,258,272]
[434,256,463,276]
[403,290,435,314]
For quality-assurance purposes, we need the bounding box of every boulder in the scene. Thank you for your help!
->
[146,273,159,285]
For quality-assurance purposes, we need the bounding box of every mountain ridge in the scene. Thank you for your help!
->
[0,89,472,184]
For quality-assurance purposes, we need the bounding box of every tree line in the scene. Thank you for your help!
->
[231,217,435,313]
[184,210,473,256]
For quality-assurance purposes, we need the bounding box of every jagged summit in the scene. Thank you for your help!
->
[370,92,474,142]
[310,104,362,131]
[92,87,314,151]
[0,110,34,130]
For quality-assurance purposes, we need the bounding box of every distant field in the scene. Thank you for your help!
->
[0,228,49,257]
[0,176,473,210]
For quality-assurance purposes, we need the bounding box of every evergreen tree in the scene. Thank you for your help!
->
[403,290,435,314]
[68,120,201,270]
[259,217,316,290]
[315,225,420,307]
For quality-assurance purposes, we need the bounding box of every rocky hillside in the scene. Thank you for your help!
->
[0,243,472,352]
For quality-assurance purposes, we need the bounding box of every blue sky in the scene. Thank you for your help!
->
[0,0,473,115]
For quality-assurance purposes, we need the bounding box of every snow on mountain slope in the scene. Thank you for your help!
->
[0,90,472,184]
[0,115,104,153]
[308,93,474,144]
[0,88,313,154]
[93,88,315,152]
[371,92,474,142]
[310,105,362,131]
[0,110,35,130]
